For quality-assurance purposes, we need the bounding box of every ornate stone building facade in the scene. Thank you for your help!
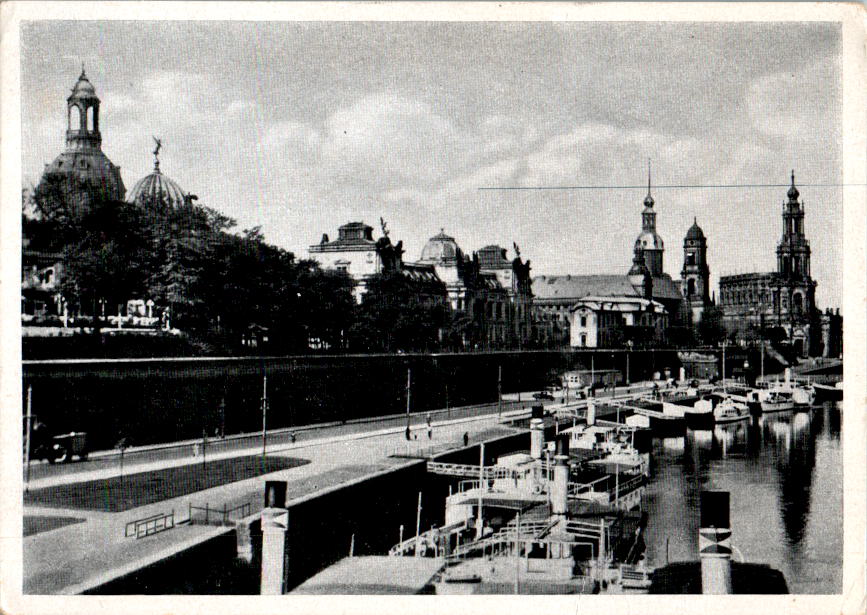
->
[569,296,668,348]
[718,174,820,357]
[308,224,534,349]
[417,231,533,348]
[308,222,383,301]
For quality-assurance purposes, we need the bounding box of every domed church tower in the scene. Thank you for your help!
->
[634,162,664,276]
[35,68,126,217]
[128,138,191,209]
[680,218,711,324]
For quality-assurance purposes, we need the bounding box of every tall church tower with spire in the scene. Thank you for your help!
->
[718,171,819,357]
[634,161,664,276]
[777,171,811,279]
[35,68,125,217]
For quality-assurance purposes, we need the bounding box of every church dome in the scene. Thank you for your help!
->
[128,165,188,209]
[419,230,461,264]
[635,230,664,251]
[69,69,97,101]
[685,218,705,240]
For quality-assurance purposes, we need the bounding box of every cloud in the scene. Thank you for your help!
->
[747,58,840,141]
[319,94,463,190]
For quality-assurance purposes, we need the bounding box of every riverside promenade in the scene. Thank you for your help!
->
[22,403,531,595]
[21,382,656,595]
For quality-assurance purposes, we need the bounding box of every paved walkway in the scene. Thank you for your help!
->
[22,383,660,595]
[22,410,523,595]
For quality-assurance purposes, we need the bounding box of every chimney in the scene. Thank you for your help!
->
[700,490,733,594]
[551,435,570,518]
[530,404,545,459]
[586,397,596,426]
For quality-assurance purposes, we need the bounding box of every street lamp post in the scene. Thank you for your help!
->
[405,367,412,431]
[24,385,32,493]
[626,341,633,387]
[497,365,502,419]
[261,373,268,470]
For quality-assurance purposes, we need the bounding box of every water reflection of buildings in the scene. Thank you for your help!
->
[761,409,818,580]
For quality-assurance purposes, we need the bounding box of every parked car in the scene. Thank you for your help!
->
[533,391,554,401]
[27,427,89,464]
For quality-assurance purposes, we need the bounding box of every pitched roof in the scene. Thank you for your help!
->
[531,273,683,303]
[532,275,637,302]
[651,274,684,300]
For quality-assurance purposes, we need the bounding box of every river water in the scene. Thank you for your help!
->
[643,402,842,594]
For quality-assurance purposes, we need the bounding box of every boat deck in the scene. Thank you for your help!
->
[291,556,445,594]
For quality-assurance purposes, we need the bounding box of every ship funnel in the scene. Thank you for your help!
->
[551,435,570,518]
[700,490,733,594]
[530,404,545,459]
[586,398,596,426]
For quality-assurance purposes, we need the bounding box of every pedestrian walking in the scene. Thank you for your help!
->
[405,426,411,441]
[427,426,433,440]
[463,432,469,447]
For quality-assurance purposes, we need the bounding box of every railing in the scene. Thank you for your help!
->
[427,461,527,480]
[125,510,175,539]
[388,519,468,557]
[609,475,646,502]
[567,476,610,497]
[620,564,652,589]
[188,501,252,526]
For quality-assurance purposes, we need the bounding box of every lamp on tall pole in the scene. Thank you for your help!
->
[626,341,633,386]
[497,365,503,419]
[405,367,412,431]
[261,372,268,471]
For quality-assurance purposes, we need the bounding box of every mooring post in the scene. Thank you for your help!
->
[700,490,733,594]
[261,481,289,595]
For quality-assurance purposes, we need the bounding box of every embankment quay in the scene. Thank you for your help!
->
[21,375,841,595]
[22,349,717,451]
[22,382,661,595]
[21,395,570,594]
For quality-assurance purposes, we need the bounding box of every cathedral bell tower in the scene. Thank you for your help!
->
[634,161,664,276]
[776,171,811,279]
[681,218,710,324]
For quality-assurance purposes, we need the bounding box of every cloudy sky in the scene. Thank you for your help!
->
[20,20,842,308]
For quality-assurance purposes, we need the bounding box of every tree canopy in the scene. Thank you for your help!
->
[25,188,358,353]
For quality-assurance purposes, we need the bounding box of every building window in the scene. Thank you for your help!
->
[792,292,803,315]
[580,334,587,347]
[580,316,587,327]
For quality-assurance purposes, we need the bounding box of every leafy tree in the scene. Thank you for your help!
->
[696,305,727,346]
[294,261,356,350]
[351,271,449,352]
[60,199,156,324]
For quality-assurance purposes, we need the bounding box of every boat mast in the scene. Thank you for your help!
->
[760,340,765,382]
[476,442,485,539]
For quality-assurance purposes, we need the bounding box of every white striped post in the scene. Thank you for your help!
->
[699,490,733,594]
